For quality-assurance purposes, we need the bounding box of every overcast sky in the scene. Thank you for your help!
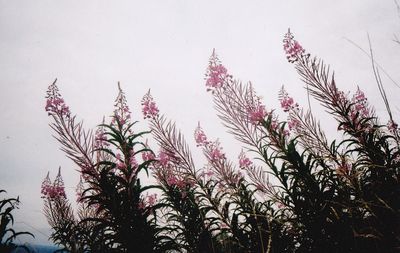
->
[0,0,399,245]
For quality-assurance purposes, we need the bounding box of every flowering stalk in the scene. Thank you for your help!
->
[45,79,96,177]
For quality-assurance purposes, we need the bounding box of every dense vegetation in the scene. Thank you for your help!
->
[41,31,399,253]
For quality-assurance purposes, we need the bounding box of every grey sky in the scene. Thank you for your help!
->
[0,0,399,245]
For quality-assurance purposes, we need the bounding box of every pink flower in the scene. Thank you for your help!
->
[283,29,305,63]
[112,83,131,127]
[45,98,70,117]
[351,87,370,119]
[238,151,252,168]
[209,142,226,162]
[194,122,208,146]
[76,177,84,203]
[279,87,299,112]
[248,104,267,125]
[158,150,171,167]
[45,80,71,117]
[52,168,66,199]
[41,172,52,198]
[201,168,214,179]
[138,193,158,211]
[167,175,178,186]
[205,50,229,91]
[288,118,300,131]
[142,151,155,162]
[94,127,109,149]
[41,168,66,200]
[142,90,159,119]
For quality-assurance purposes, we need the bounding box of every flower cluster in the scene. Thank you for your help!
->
[138,193,158,210]
[246,97,268,126]
[283,29,306,62]
[194,122,209,146]
[157,150,172,167]
[351,87,371,119]
[112,83,132,126]
[238,150,252,169]
[279,87,299,112]
[205,50,230,91]
[286,118,299,132]
[41,169,66,200]
[94,126,110,149]
[45,81,70,117]
[142,90,159,119]
[209,141,226,162]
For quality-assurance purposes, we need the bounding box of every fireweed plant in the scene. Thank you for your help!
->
[42,30,399,253]
[42,82,171,252]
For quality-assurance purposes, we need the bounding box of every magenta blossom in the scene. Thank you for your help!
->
[112,83,132,127]
[139,193,158,211]
[45,81,70,117]
[350,87,371,120]
[279,87,299,112]
[158,150,171,167]
[205,50,229,91]
[142,150,155,162]
[283,29,305,63]
[288,118,301,131]
[238,150,252,169]
[209,141,226,162]
[41,168,66,200]
[194,122,209,146]
[142,90,159,119]
[248,104,267,125]
[94,126,109,149]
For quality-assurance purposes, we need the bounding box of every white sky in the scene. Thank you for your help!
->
[0,0,399,245]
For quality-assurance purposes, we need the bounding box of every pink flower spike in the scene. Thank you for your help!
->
[112,83,132,128]
[283,29,305,63]
[209,141,226,162]
[248,104,267,125]
[142,90,159,119]
[288,118,300,131]
[41,172,52,198]
[350,87,371,119]
[42,167,66,200]
[158,150,171,167]
[238,150,252,169]
[194,122,208,146]
[45,80,71,117]
[279,87,299,112]
[205,50,229,91]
